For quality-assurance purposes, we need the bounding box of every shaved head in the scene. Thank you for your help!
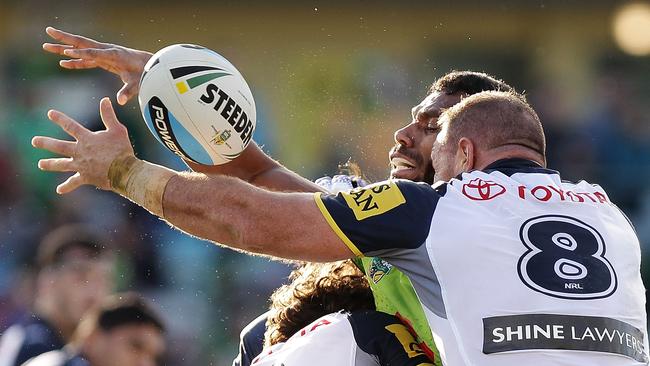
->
[431,91,547,181]
[444,91,545,156]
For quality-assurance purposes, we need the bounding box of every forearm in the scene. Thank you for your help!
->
[162,173,297,254]
[186,142,325,193]
[109,156,348,261]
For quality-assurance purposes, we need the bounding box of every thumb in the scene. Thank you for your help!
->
[116,82,138,105]
[99,97,122,129]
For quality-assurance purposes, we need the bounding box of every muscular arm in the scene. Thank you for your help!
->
[33,100,434,263]
[185,142,324,193]
[160,168,350,261]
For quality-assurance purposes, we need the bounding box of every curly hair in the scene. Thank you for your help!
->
[264,260,374,347]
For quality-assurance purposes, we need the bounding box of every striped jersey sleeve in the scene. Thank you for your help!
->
[314,179,440,256]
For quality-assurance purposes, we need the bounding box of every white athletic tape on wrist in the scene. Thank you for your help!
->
[108,156,175,217]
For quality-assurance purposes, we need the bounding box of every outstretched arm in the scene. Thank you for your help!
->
[184,147,323,193]
[43,27,323,193]
[32,98,350,261]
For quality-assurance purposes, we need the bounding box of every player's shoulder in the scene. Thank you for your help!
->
[442,158,563,200]
[233,311,268,366]
[1,319,66,366]
[314,311,400,349]
[279,311,351,345]
[25,350,89,366]
[19,316,63,349]
[347,309,401,331]
[349,179,445,209]
[393,179,447,197]
[480,158,558,177]
[291,311,350,337]
[346,311,434,365]
[452,158,616,207]
[238,311,268,340]
[22,350,67,366]
[318,178,441,219]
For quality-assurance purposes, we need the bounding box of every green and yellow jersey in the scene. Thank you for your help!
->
[317,174,440,365]
[353,257,440,366]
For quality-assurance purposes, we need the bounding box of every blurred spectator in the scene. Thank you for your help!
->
[582,73,650,213]
[23,293,165,366]
[0,225,114,366]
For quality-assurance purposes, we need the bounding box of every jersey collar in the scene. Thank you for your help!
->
[481,158,558,176]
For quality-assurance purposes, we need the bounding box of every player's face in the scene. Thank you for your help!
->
[390,92,462,184]
[93,324,165,366]
[51,250,114,327]
[430,115,463,182]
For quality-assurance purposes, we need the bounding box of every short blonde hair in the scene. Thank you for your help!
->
[441,90,546,157]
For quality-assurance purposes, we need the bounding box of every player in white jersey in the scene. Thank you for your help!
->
[251,260,433,366]
[34,86,647,364]
[311,92,648,365]
[314,159,648,365]
[252,310,432,366]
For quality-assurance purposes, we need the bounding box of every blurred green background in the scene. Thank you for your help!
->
[0,1,649,365]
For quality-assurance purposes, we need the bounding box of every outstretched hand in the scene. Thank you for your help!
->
[32,98,135,194]
[43,27,153,105]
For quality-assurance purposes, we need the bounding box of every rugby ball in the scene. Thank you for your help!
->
[138,44,256,165]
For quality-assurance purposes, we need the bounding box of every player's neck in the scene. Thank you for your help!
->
[476,146,545,170]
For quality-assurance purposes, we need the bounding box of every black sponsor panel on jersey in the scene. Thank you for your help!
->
[483,314,647,363]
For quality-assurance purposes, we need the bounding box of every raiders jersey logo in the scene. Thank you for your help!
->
[369,258,393,284]
[341,181,406,220]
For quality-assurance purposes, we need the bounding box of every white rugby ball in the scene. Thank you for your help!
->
[138,44,256,165]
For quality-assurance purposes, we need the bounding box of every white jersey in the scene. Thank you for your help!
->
[251,311,434,366]
[316,158,648,366]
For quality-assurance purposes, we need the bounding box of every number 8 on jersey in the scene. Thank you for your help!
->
[517,215,617,300]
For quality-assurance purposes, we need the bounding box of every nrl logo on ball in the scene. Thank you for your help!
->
[211,126,232,148]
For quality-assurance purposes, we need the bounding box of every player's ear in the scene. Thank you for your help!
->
[457,137,475,172]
